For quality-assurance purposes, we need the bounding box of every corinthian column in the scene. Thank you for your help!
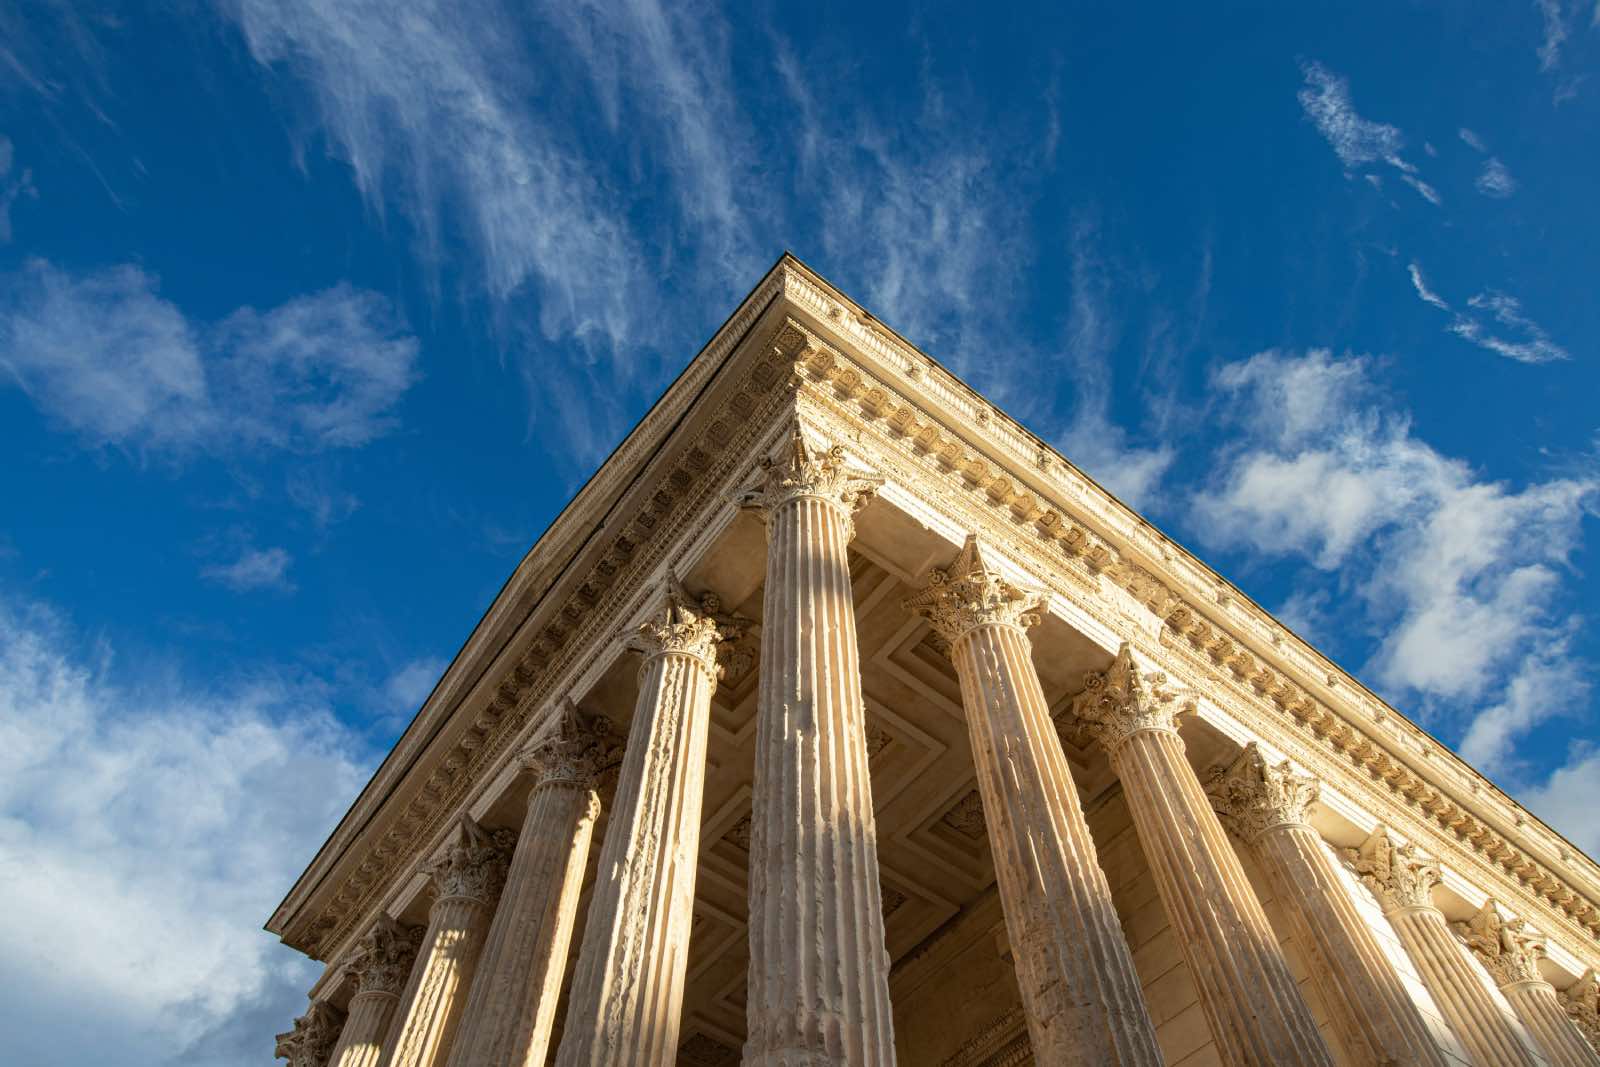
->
[1207,744,1448,1067]
[905,536,1161,1066]
[1345,828,1543,1066]
[384,817,513,1067]
[330,917,424,1067]
[277,1001,345,1067]
[1564,972,1600,1057]
[1455,900,1600,1067]
[553,576,721,1067]
[446,702,613,1067]
[1071,644,1334,1066]
[735,425,896,1067]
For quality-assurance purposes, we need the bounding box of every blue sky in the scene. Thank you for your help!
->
[2,2,1597,1064]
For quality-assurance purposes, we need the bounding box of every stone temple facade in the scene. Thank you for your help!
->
[268,255,1600,1067]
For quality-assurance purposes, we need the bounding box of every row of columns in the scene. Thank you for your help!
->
[278,426,1600,1067]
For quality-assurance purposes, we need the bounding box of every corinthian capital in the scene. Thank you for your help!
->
[421,815,514,905]
[1343,826,1440,912]
[903,534,1046,646]
[733,423,883,529]
[1070,643,1192,756]
[274,1000,344,1067]
[1454,899,1546,987]
[1562,970,1600,1050]
[1206,742,1320,843]
[519,698,615,789]
[625,572,721,677]
[347,914,424,996]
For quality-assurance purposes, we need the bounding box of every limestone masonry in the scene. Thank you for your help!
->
[268,255,1600,1067]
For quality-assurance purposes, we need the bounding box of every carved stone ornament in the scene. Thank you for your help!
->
[518,698,615,789]
[274,1000,344,1067]
[733,422,884,531]
[1206,742,1320,843]
[420,814,514,906]
[1069,642,1193,756]
[1343,826,1441,913]
[1562,969,1600,1050]
[697,590,759,684]
[903,534,1046,646]
[346,914,424,996]
[625,571,721,677]
[1454,898,1547,987]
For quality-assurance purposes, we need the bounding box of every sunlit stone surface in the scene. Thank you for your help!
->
[268,258,1600,1067]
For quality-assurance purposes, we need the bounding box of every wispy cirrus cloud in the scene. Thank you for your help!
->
[201,546,294,593]
[1192,348,1596,777]
[0,134,36,242]
[1298,61,1440,206]
[0,259,420,458]
[1406,262,1569,364]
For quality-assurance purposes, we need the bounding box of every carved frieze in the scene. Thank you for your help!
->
[1206,742,1320,843]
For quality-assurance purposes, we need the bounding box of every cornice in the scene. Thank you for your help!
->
[270,254,1600,972]
[269,266,811,957]
[777,313,1600,961]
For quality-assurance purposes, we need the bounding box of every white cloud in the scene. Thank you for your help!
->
[1535,0,1572,71]
[0,133,37,242]
[1408,262,1450,310]
[201,546,294,592]
[1476,157,1518,198]
[0,594,373,1066]
[1458,628,1587,774]
[1193,349,1596,764]
[221,0,652,350]
[1459,127,1487,152]
[1405,262,1570,364]
[384,656,446,713]
[1453,291,1570,363]
[1519,745,1600,858]
[1298,62,1439,206]
[0,259,419,457]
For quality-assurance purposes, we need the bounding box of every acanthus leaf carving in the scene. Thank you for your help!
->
[1562,969,1600,1050]
[1069,642,1193,756]
[625,571,721,678]
[274,1000,344,1067]
[1206,741,1320,843]
[903,534,1045,646]
[420,814,514,906]
[733,422,883,535]
[1453,898,1547,987]
[1344,825,1441,913]
[346,913,424,996]
[518,697,616,789]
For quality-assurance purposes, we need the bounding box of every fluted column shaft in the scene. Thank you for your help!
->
[907,537,1160,1065]
[332,990,403,1067]
[1504,979,1600,1067]
[1074,646,1333,1066]
[1252,824,1449,1066]
[448,704,610,1067]
[1347,831,1544,1067]
[384,819,510,1067]
[554,581,720,1067]
[1209,744,1448,1066]
[738,427,895,1067]
[1386,905,1542,1066]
